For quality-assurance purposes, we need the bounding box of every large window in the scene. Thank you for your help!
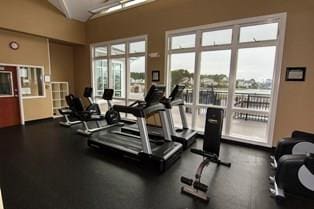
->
[92,36,147,112]
[19,66,45,98]
[166,14,286,146]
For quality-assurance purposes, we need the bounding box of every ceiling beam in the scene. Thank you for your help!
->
[58,0,71,19]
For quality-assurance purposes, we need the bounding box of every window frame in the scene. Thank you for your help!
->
[165,13,287,147]
[90,35,148,105]
[19,66,46,99]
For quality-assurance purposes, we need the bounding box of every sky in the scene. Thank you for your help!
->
[108,23,279,82]
[169,23,278,82]
[170,46,276,82]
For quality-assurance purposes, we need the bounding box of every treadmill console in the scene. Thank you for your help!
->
[103,89,114,101]
[145,85,166,106]
[169,85,185,101]
[84,87,93,98]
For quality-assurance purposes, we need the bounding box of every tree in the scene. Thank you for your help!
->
[130,72,145,80]
[171,69,193,88]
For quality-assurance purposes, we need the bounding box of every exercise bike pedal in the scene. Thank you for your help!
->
[193,182,208,192]
[269,187,276,196]
[269,176,275,184]
[181,176,193,186]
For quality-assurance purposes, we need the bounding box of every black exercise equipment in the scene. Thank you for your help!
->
[84,87,101,115]
[269,153,314,201]
[121,84,197,149]
[73,88,123,136]
[270,130,314,168]
[180,107,231,202]
[58,94,82,127]
[88,85,183,172]
[103,89,121,125]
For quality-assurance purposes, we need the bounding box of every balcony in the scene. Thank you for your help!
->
[172,89,271,142]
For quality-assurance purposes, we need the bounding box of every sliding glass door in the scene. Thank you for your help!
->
[91,36,147,115]
[166,14,286,146]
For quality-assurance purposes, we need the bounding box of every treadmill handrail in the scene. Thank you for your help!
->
[113,103,166,118]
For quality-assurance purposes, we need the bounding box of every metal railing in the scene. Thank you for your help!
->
[182,89,270,122]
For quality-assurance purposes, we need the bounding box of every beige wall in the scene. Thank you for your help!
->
[73,45,91,97]
[49,42,75,93]
[82,0,314,145]
[0,0,86,44]
[0,29,52,121]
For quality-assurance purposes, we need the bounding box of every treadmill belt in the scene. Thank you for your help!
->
[92,133,143,153]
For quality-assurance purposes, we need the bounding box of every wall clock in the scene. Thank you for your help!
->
[9,41,19,50]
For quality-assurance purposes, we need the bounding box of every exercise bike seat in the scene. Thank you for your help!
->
[58,108,72,115]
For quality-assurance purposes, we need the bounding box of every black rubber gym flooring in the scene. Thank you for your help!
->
[0,119,313,209]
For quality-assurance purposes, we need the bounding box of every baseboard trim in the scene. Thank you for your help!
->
[25,117,54,125]
[196,133,275,152]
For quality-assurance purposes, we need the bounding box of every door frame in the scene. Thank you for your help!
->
[0,63,46,126]
[164,13,287,147]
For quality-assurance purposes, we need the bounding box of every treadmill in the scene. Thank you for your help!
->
[87,85,183,172]
[121,85,197,149]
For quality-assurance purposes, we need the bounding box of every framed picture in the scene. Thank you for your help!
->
[152,70,160,82]
[285,67,306,81]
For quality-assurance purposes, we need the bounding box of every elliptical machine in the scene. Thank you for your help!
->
[180,107,231,202]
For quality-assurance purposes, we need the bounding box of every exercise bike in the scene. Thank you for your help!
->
[75,88,123,136]
[58,87,101,127]
[180,107,231,203]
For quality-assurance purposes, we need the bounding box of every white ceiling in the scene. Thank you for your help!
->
[48,0,105,22]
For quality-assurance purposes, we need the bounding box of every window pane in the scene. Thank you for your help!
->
[234,46,275,111]
[111,58,126,98]
[95,47,107,57]
[194,107,227,134]
[0,72,13,96]
[171,105,192,129]
[230,111,268,142]
[129,41,145,53]
[111,44,126,55]
[94,60,108,97]
[129,56,145,100]
[171,34,196,50]
[20,67,44,97]
[239,23,278,43]
[202,29,232,46]
[170,53,195,104]
[199,50,231,106]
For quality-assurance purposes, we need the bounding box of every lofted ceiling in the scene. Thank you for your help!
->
[48,0,155,22]
[48,0,105,22]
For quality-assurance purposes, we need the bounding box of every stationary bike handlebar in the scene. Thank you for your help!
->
[128,100,146,107]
